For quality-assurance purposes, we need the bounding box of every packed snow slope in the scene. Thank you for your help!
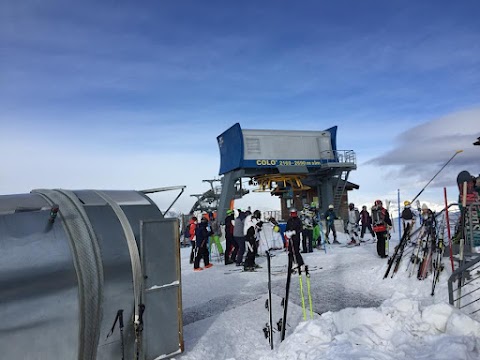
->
[177,232,480,360]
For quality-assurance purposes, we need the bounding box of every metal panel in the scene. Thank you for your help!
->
[217,123,245,174]
[242,130,332,160]
[141,219,183,360]
[0,193,49,214]
[0,210,79,360]
[82,205,136,360]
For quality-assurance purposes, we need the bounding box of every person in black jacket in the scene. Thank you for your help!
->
[401,201,415,234]
[360,205,375,241]
[194,217,214,271]
[224,209,236,265]
[372,200,393,258]
[285,208,304,267]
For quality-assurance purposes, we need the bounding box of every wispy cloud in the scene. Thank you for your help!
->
[367,108,480,189]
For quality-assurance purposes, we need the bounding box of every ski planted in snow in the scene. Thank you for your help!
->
[279,254,293,342]
[263,251,274,349]
[383,223,411,279]
[431,220,445,295]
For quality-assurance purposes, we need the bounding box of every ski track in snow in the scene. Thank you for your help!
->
[177,232,480,360]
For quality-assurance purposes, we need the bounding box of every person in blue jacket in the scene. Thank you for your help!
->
[194,217,214,271]
[325,204,339,244]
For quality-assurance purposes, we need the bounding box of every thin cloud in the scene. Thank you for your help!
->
[367,108,480,188]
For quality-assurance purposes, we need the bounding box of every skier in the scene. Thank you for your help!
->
[209,216,224,258]
[420,204,436,233]
[300,205,315,253]
[401,201,416,234]
[188,216,198,264]
[285,208,305,268]
[234,209,247,266]
[193,217,214,271]
[243,210,263,271]
[372,200,392,258]
[346,203,360,246]
[224,209,236,265]
[325,204,339,244]
[359,205,375,241]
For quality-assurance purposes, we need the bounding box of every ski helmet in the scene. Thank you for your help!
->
[421,203,429,211]
[374,200,383,207]
[226,209,234,215]
[253,210,261,219]
[290,208,298,217]
[404,201,411,207]
[328,204,334,209]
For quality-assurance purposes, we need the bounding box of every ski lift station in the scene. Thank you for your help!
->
[216,123,358,220]
[0,188,185,360]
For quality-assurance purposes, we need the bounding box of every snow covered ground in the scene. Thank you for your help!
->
[176,232,480,360]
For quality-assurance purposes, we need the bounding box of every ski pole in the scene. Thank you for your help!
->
[305,268,314,319]
[411,150,463,204]
[298,275,307,320]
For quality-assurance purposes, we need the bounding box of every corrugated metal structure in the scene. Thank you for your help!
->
[0,188,184,360]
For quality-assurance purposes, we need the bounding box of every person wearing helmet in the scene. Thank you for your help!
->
[371,200,392,258]
[285,208,304,267]
[194,217,214,271]
[234,210,247,266]
[224,209,237,265]
[401,201,415,235]
[300,204,316,252]
[209,215,224,259]
[346,203,360,246]
[243,209,263,271]
[360,205,375,241]
[325,204,339,244]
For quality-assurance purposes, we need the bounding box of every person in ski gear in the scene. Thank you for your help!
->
[300,205,316,252]
[194,217,214,271]
[285,208,305,267]
[346,203,360,245]
[325,204,339,244]
[372,200,392,258]
[224,209,236,265]
[209,216,224,257]
[188,216,198,264]
[360,205,375,241]
[234,209,247,266]
[420,204,436,235]
[401,201,416,234]
[243,209,263,271]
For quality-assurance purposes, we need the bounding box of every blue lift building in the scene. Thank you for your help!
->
[216,123,358,220]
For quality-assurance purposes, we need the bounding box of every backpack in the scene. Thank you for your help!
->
[372,207,387,232]
[184,223,191,238]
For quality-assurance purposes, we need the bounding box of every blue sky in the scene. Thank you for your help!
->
[1,0,480,212]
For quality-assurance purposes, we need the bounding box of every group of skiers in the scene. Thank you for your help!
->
[185,209,266,272]
[185,199,439,272]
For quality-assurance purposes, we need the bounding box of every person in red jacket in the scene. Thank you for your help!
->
[188,216,198,264]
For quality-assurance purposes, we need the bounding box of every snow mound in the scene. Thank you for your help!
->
[260,293,480,360]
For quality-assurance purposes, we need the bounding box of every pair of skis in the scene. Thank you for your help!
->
[383,223,412,279]
[279,256,314,342]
